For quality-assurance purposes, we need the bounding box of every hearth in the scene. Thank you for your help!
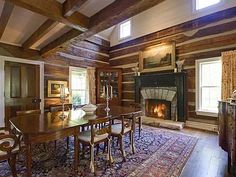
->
[134,72,187,122]
[145,99,171,119]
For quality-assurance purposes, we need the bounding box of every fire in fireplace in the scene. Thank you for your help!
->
[145,99,171,119]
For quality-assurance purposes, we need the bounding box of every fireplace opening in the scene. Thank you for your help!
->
[145,99,171,119]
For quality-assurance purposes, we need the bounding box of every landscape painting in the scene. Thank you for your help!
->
[139,43,175,72]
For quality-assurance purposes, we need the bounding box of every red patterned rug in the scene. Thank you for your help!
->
[0,125,197,177]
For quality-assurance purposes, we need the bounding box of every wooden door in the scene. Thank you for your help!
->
[4,61,40,127]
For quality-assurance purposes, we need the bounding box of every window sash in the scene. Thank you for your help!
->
[195,57,221,117]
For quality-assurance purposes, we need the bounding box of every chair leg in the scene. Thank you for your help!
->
[90,144,95,173]
[54,140,57,149]
[139,117,142,137]
[66,137,70,150]
[103,141,107,153]
[130,131,135,154]
[78,141,80,161]
[96,144,100,155]
[119,136,126,161]
[106,139,113,165]
[8,154,17,177]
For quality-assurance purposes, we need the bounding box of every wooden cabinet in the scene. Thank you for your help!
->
[219,101,236,176]
[96,68,122,105]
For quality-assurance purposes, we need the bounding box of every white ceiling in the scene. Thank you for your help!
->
[0,0,115,49]
[77,0,115,17]
[56,0,115,17]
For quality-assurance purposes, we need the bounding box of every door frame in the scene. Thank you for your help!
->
[0,55,44,127]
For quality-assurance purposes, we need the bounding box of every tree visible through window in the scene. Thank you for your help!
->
[195,0,221,10]
[70,68,88,106]
[196,58,222,116]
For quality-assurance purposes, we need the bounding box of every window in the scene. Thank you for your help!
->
[195,0,221,10]
[196,58,222,117]
[70,67,88,106]
[119,20,131,39]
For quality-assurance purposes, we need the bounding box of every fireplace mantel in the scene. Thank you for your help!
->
[134,72,187,122]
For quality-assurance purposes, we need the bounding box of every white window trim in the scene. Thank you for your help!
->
[192,0,224,14]
[119,19,132,41]
[69,66,88,105]
[195,57,221,117]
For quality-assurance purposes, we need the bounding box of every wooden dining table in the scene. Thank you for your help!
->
[9,106,141,177]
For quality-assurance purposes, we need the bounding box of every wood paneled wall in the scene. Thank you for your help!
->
[109,7,236,121]
[0,36,110,109]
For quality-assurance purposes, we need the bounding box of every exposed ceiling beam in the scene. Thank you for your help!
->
[7,0,89,31]
[40,29,82,55]
[63,0,89,16]
[0,1,14,38]
[22,19,58,49]
[41,0,165,55]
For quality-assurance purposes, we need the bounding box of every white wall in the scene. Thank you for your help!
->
[110,0,236,46]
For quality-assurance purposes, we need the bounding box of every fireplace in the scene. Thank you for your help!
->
[134,72,187,122]
[145,99,171,119]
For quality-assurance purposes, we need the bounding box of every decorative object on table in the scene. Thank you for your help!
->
[132,64,140,76]
[48,80,68,97]
[139,42,175,73]
[81,104,97,115]
[102,82,113,116]
[59,85,69,119]
[176,59,185,72]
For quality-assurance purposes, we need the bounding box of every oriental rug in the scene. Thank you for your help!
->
[0,126,197,177]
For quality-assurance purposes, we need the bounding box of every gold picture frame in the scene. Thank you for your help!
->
[139,43,175,73]
[48,80,68,97]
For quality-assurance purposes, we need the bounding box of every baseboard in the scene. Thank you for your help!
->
[185,120,219,132]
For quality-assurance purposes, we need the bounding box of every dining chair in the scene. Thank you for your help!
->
[49,106,71,150]
[78,117,113,173]
[0,132,20,177]
[111,113,135,161]
[49,104,72,112]
[130,103,142,137]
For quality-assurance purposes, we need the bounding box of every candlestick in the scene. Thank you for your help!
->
[110,85,113,98]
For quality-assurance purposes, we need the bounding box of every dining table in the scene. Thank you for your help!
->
[9,106,142,177]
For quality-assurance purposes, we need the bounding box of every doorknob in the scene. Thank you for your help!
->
[32,98,41,103]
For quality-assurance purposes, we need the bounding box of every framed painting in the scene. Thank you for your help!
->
[48,80,68,97]
[139,43,175,72]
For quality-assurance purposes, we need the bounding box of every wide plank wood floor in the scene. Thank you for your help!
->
[180,128,229,177]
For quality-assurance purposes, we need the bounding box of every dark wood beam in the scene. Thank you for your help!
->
[22,19,58,49]
[7,0,89,31]
[40,29,82,55]
[41,0,165,54]
[0,1,14,38]
[63,0,88,16]
[0,42,40,59]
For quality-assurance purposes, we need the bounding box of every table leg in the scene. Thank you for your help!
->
[74,131,79,174]
[26,142,32,177]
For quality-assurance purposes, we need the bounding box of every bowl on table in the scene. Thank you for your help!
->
[81,104,97,115]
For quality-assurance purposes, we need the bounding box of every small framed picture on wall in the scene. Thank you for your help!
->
[47,80,67,97]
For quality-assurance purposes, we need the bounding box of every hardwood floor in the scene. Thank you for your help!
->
[180,128,229,177]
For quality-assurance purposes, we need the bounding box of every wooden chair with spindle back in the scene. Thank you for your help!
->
[130,103,143,137]
[110,113,136,161]
[49,105,72,150]
[0,132,20,177]
[78,117,113,173]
